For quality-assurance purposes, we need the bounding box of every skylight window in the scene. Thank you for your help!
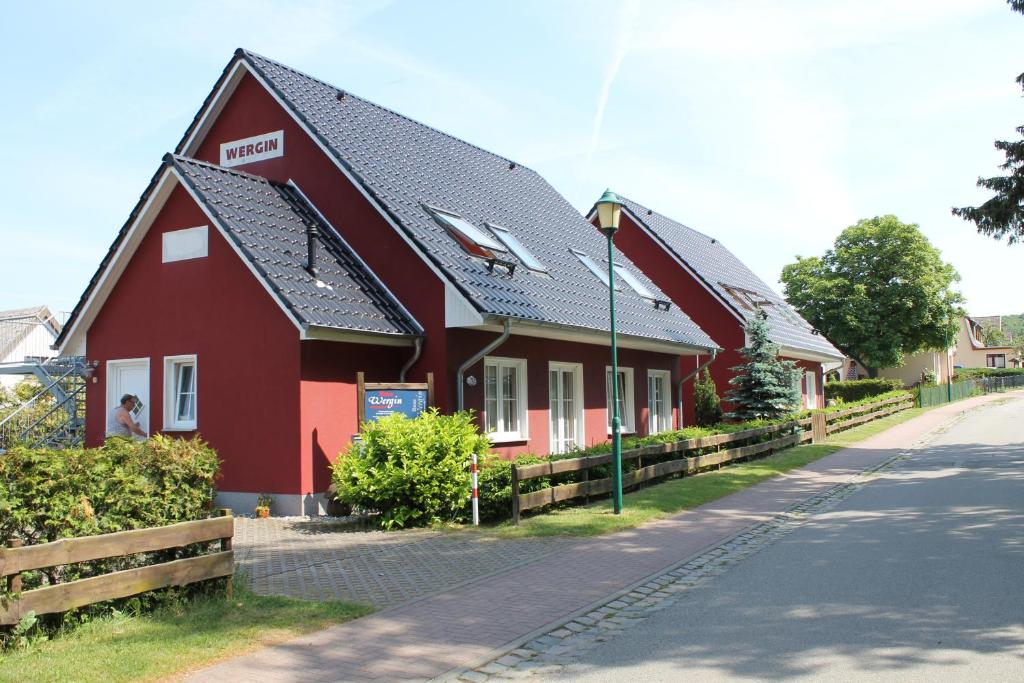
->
[488,224,547,272]
[429,208,506,253]
[613,264,656,300]
[720,283,772,312]
[572,250,620,290]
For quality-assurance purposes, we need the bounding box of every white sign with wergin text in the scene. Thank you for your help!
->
[219,130,284,167]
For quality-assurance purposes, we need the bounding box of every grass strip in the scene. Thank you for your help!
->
[0,578,371,683]
[493,406,930,538]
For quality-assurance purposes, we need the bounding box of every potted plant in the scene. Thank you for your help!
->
[255,494,272,518]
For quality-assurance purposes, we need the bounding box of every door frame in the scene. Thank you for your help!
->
[106,357,151,436]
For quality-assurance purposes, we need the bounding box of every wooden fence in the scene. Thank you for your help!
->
[0,510,234,626]
[511,393,916,523]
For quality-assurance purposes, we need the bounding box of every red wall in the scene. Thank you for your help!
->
[449,329,679,458]
[299,340,409,493]
[191,73,447,403]
[86,184,302,494]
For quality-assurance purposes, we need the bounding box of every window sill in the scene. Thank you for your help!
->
[607,430,636,436]
[488,433,529,444]
[163,425,197,432]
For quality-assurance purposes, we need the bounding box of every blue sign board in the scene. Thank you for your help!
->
[363,389,429,422]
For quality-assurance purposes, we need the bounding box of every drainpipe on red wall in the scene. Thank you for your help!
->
[678,350,717,427]
[456,318,512,412]
[399,337,423,382]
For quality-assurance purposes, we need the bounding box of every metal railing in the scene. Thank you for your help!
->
[975,374,1024,394]
[0,358,87,451]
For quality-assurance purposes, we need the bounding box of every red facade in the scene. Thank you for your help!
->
[80,69,698,510]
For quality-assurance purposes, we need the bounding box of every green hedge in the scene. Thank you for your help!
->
[953,367,1024,380]
[824,378,904,402]
[0,436,220,630]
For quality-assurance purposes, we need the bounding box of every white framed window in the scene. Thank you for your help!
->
[804,370,817,409]
[606,366,636,434]
[549,362,584,454]
[163,355,197,431]
[614,264,656,300]
[571,249,621,290]
[483,356,528,442]
[487,223,547,272]
[647,370,672,434]
[429,207,506,253]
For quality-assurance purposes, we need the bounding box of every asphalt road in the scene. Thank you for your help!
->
[557,395,1024,682]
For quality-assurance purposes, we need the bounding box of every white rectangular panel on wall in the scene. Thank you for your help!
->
[162,226,209,263]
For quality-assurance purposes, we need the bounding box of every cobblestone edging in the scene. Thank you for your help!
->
[452,447,917,682]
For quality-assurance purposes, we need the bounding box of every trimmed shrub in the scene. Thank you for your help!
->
[954,367,1024,380]
[0,436,220,631]
[824,378,904,403]
[477,453,546,522]
[693,368,723,426]
[331,409,490,530]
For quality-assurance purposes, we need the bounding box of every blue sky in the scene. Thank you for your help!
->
[1,0,1020,320]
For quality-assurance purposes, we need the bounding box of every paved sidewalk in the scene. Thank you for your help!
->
[189,393,1011,683]
[235,519,563,609]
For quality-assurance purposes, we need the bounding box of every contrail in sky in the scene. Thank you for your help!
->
[586,0,638,170]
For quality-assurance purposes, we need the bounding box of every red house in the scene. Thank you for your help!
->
[56,50,719,515]
[588,196,844,417]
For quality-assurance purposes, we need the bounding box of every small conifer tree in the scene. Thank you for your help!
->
[693,368,723,426]
[726,310,801,421]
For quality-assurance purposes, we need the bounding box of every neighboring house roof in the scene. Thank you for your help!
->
[55,155,422,350]
[0,306,59,360]
[964,316,1014,352]
[610,196,844,361]
[175,49,718,352]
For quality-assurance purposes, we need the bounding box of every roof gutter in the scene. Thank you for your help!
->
[678,350,717,426]
[457,318,512,412]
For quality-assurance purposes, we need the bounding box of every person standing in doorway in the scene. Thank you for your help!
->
[107,393,146,438]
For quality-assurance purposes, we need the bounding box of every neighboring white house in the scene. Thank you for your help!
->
[0,306,61,389]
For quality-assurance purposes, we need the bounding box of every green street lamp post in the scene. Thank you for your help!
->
[596,189,624,514]
[946,311,954,403]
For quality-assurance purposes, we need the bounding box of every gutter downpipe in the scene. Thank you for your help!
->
[679,349,718,426]
[399,337,423,383]
[457,318,512,412]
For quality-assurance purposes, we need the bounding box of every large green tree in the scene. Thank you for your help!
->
[781,215,963,377]
[952,1,1024,242]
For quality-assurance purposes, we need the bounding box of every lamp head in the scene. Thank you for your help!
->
[596,189,623,236]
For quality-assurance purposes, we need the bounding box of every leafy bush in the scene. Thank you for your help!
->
[694,368,723,426]
[824,378,904,403]
[953,367,1024,380]
[331,409,490,530]
[0,436,220,633]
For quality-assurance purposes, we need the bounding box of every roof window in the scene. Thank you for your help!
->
[572,250,620,290]
[721,283,772,312]
[488,224,547,272]
[429,207,506,255]
[613,264,656,300]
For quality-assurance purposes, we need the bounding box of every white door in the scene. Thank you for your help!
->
[107,358,150,435]
[805,371,817,409]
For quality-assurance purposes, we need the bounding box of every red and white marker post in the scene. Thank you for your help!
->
[471,453,480,526]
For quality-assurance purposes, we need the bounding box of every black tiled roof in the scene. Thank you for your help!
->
[170,156,421,337]
[198,50,717,351]
[616,196,844,360]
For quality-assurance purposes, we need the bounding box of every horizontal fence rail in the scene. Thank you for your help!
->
[1,511,234,626]
[511,394,916,523]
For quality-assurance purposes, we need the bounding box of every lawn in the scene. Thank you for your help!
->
[0,579,371,683]
[493,405,930,538]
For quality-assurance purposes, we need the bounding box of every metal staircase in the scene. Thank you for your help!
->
[0,357,87,451]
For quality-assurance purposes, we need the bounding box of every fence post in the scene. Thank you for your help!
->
[511,465,520,526]
[811,413,827,444]
[219,509,233,600]
[6,539,23,596]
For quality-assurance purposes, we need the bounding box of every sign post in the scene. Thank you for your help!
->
[357,372,434,425]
